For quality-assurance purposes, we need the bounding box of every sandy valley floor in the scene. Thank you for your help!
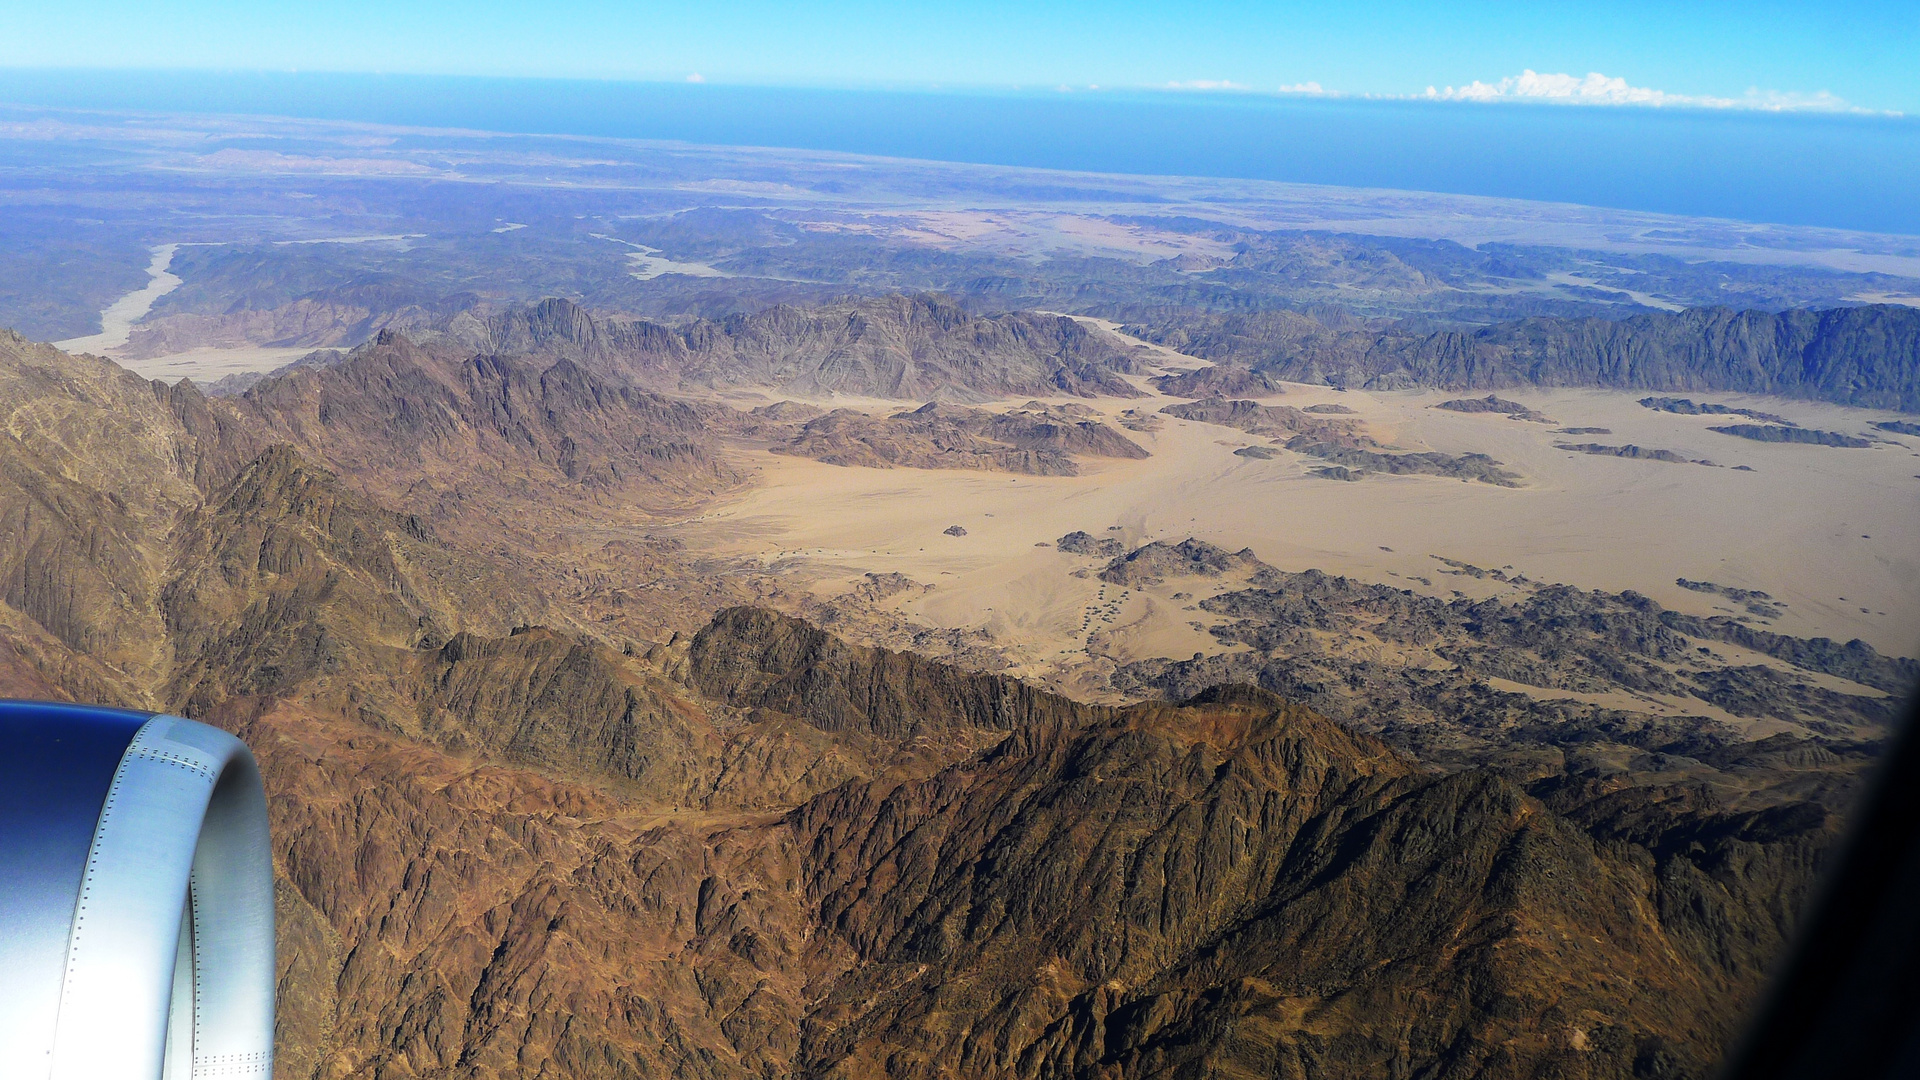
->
[665,331,1920,693]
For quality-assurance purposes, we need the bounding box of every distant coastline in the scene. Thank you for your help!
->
[1,69,1916,235]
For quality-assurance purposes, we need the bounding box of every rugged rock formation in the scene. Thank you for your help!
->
[1149,363,1284,398]
[1707,424,1871,447]
[228,635,1858,1080]
[1289,438,1524,485]
[162,444,552,716]
[690,606,1101,742]
[772,401,1147,476]
[0,330,266,690]
[1677,579,1785,621]
[1438,393,1554,423]
[1159,397,1358,441]
[1115,554,1912,747]
[1126,304,1920,412]
[1159,395,1523,484]
[1556,443,1713,465]
[230,330,742,506]
[121,296,451,360]
[1640,397,1794,425]
[472,295,1146,401]
[787,695,1800,1080]
[1099,538,1264,587]
[1057,530,1127,557]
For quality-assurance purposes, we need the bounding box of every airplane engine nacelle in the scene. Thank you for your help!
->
[0,701,275,1080]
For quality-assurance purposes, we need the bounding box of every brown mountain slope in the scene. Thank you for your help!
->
[161,444,553,716]
[0,330,265,691]
[472,295,1146,401]
[789,695,1755,1080]
[231,330,742,513]
[230,643,1834,1080]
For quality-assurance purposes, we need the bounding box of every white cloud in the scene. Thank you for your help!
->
[1164,79,1251,92]
[1274,82,1327,96]
[1422,70,1884,114]
[685,73,705,83]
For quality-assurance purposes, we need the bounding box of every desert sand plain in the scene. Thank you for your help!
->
[661,323,1920,714]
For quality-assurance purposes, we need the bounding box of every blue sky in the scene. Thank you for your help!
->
[4,0,1915,115]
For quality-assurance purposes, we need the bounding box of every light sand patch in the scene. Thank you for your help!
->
[1542,270,1686,311]
[1846,291,1920,308]
[272,233,425,246]
[591,233,730,279]
[55,244,181,354]
[118,346,320,384]
[792,209,1239,265]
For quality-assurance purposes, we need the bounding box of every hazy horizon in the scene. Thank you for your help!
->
[5,69,1918,237]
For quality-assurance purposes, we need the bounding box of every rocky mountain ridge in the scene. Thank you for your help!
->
[1124,304,1920,412]
[465,294,1147,401]
[0,329,1904,1079]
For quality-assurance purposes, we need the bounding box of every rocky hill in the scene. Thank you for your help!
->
[471,294,1146,401]
[230,329,741,507]
[1148,363,1285,398]
[1126,304,1920,412]
[769,401,1148,476]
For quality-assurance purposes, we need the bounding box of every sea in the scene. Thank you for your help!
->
[2,69,1915,236]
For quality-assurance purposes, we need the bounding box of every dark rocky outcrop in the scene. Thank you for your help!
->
[1098,538,1264,587]
[1707,424,1872,447]
[1288,438,1523,485]
[1157,396,1523,483]
[771,401,1148,476]
[1677,579,1786,620]
[1116,557,1913,742]
[1149,363,1284,398]
[1057,530,1127,557]
[1640,396,1795,425]
[1438,393,1553,422]
[1160,396,1356,441]
[1556,443,1712,465]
